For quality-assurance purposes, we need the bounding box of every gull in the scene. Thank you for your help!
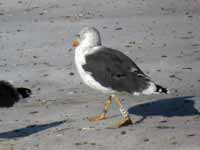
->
[72,27,169,128]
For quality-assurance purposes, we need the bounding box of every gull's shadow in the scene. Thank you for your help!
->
[0,120,66,139]
[128,96,200,123]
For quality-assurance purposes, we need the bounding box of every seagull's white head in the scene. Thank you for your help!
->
[72,27,101,48]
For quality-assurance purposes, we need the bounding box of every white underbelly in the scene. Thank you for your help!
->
[75,51,113,93]
[77,64,113,93]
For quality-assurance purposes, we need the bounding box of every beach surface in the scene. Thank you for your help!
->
[0,0,200,149]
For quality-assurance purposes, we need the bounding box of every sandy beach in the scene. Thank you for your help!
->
[0,0,200,149]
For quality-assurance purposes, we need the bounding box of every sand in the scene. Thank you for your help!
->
[0,0,200,149]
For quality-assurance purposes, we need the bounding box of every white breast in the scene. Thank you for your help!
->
[75,46,114,93]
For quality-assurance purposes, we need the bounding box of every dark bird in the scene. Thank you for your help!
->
[0,80,32,108]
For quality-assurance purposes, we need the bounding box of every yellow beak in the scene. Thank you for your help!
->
[71,39,80,47]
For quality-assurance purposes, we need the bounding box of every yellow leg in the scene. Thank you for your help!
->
[87,96,112,122]
[88,95,133,128]
[109,95,133,128]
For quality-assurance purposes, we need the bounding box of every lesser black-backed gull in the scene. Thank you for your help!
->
[72,27,169,128]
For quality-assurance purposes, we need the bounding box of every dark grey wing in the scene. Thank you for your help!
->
[82,47,151,93]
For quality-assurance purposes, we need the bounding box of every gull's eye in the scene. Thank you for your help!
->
[75,34,80,38]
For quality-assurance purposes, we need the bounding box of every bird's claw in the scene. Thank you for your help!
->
[108,117,133,129]
[87,114,106,122]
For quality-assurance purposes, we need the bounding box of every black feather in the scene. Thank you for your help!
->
[0,80,31,108]
[155,84,169,94]
[82,48,151,93]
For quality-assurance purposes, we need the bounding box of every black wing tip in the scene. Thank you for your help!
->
[17,87,32,98]
[156,84,170,94]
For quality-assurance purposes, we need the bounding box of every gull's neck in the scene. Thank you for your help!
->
[76,36,101,54]
[75,37,102,68]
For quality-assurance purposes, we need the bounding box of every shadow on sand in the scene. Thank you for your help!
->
[0,120,66,139]
[128,96,200,123]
